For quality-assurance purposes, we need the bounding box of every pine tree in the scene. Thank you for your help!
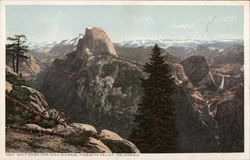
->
[6,43,17,73]
[130,44,177,153]
[6,35,29,74]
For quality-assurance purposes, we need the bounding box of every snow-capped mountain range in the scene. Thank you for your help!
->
[26,34,84,52]
[114,39,243,49]
[26,34,243,52]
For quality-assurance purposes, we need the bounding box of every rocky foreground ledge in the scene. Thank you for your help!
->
[6,122,139,153]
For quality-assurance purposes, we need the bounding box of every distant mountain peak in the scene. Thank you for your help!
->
[76,27,117,58]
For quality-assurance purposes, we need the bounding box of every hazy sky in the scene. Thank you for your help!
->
[6,5,244,43]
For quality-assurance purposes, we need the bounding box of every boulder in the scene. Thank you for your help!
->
[99,129,140,153]
[88,137,112,153]
[25,123,44,130]
[68,123,97,135]
[52,124,67,133]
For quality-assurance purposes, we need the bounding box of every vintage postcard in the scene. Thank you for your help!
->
[0,0,249,160]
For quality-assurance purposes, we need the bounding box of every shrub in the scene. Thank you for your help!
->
[6,101,33,125]
[36,119,58,128]
[64,132,89,147]
[8,85,31,103]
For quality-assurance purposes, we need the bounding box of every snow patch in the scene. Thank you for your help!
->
[87,27,93,30]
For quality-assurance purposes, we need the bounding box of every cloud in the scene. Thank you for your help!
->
[172,24,194,30]
[131,16,153,23]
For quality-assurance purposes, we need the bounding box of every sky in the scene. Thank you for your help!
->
[6,5,244,43]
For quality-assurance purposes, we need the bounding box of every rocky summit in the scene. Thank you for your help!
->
[76,27,117,60]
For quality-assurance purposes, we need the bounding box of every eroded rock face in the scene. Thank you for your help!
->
[181,56,209,85]
[76,27,117,59]
[209,83,244,152]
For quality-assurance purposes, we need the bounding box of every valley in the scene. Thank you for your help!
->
[6,27,244,153]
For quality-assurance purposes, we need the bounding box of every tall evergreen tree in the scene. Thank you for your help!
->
[130,44,177,153]
[6,35,29,74]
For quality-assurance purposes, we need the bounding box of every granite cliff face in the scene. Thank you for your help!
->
[181,55,217,96]
[76,27,117,59]
[181,56,210,85]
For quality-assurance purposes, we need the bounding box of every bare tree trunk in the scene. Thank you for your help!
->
[16,54,19,74]
[16,38,20,74]
[12,55,15,72]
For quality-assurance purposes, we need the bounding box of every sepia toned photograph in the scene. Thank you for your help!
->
[1,1,249,160]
